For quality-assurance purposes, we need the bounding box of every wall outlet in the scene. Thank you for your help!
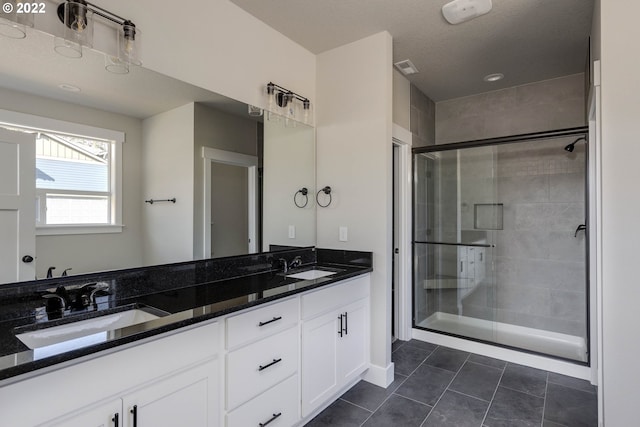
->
[288,225,295,239]
[339,226,348,242]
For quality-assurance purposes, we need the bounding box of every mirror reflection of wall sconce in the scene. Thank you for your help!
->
[294,188,308,208]
[316,186,332,208]
[0,0,141,74]
[264,82,313,126]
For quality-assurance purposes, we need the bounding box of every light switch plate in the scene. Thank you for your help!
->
[288,225,295,239]
[339,226,348,242]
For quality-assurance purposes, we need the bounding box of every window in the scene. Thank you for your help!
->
[36,133,113,226]
[0,108,124,235]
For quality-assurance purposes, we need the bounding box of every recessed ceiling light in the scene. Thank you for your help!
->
[58,84,81,92]
[483,73,504,82]
[394,59,419,76]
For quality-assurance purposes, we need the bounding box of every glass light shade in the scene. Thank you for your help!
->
[119,23,141,66]
[54,1,93,58]
[0,1,34,39]
[105,54,129,74]
[302,101,313,125]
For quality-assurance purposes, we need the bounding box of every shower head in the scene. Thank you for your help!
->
[564,136,587,152]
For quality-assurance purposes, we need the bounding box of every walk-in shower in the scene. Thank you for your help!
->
[413,128,589,363]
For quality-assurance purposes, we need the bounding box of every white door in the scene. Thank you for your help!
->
[210,162,249,258]
[0,128,35,283]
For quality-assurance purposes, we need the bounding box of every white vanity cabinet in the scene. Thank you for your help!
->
[1,321,222,427]
[224,297,300,427]
[300,275,370,417]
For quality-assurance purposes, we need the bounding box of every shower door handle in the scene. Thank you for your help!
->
[574,224,586,237]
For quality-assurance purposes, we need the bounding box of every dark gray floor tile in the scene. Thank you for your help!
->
[424,346,470,372]
[395,364,455,406]
[392,343,434,376]
[449,361,503,401]
[484,386,544,427]
[468,354,508,370]
[548,373,597,394]
[423,390,489,427]
[543,420,568,427]
[340,375,407,412]
[544,382,598,427]
[500,363,548,397]
[362,394,431,427]
[404,339,438,352]
[305,398,371,427]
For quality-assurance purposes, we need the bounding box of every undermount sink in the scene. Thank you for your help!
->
[16,308,162,360]
[287,269,337,280]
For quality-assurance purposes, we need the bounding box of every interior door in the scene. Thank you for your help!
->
[0,127,35,283]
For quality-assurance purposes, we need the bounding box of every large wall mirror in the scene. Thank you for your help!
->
[0,28,316,284]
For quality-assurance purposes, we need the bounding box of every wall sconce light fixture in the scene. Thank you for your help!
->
[265,82,313,126]
[54,0,141,73]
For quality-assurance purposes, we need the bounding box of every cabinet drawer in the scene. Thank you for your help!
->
[302,275,369,320]
[226,297,299,349]
[226,326,299,410]
[226,374,299,427]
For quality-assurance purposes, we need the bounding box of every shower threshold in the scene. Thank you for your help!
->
[417,312,587,363]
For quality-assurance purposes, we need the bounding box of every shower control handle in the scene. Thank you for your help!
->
[574,224,586,237]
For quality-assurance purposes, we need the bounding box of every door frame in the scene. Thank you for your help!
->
[392,124,412,341]
[202,147,258,259]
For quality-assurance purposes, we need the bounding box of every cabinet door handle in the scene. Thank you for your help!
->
[258,358,282,371]
[130,405,138,427]
[338,314,343,337]
[112,413,119,427]
[258,412,282,427]
[258,316,282,327]
[344,312,348,335]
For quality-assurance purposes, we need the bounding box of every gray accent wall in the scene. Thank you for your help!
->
[411,84,436,147]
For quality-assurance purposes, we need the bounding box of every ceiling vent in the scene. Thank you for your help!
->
[442,0,492,25]
[394,59,419,76]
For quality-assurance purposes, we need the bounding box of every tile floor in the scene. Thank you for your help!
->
[305,339,597,427]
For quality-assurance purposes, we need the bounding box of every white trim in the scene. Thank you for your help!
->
[202,147,258,259]
[36,225,124,236]
[392,124,412,342]
[0,108,124,143]
[412,328,592,380]
[363,362,395,388]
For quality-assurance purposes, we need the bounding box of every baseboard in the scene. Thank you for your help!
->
[363,362,395,388]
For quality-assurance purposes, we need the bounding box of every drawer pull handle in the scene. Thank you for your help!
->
[344,311,348,335]
[258,358,282,371]
[112,413,119,427]
[258,316,282,327]
[338,314,343,337]
[130,405,138,427]
[259,412,282,427]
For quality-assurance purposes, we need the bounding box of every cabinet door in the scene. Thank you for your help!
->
[337,298,369,383]
[123,358,219,427]
[301,310,339,417]
[43,399,122,427]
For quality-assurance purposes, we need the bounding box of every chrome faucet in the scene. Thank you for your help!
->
[290,256,302,269]
[278,258,288,273]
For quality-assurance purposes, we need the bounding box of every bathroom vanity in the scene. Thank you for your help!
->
[0,247,372,426]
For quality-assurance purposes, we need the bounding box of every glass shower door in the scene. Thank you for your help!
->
[413,145,499,342]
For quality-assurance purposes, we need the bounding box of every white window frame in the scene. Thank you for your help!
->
[0,108,124,235]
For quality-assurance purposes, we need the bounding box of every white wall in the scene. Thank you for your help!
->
[0,86,143,277]
[94,0,316,113]
[316,32,394,386]
[142,103,195,265]
[599,2,640,424]
[263,118,316,250]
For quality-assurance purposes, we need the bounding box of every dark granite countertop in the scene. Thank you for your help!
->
[0,248,372,385]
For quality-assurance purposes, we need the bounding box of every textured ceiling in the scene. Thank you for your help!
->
[230,0,595,101]
[0,29,248,119]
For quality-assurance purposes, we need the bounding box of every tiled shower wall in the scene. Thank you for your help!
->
[435,74,586,144]
[411,84,436,147]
